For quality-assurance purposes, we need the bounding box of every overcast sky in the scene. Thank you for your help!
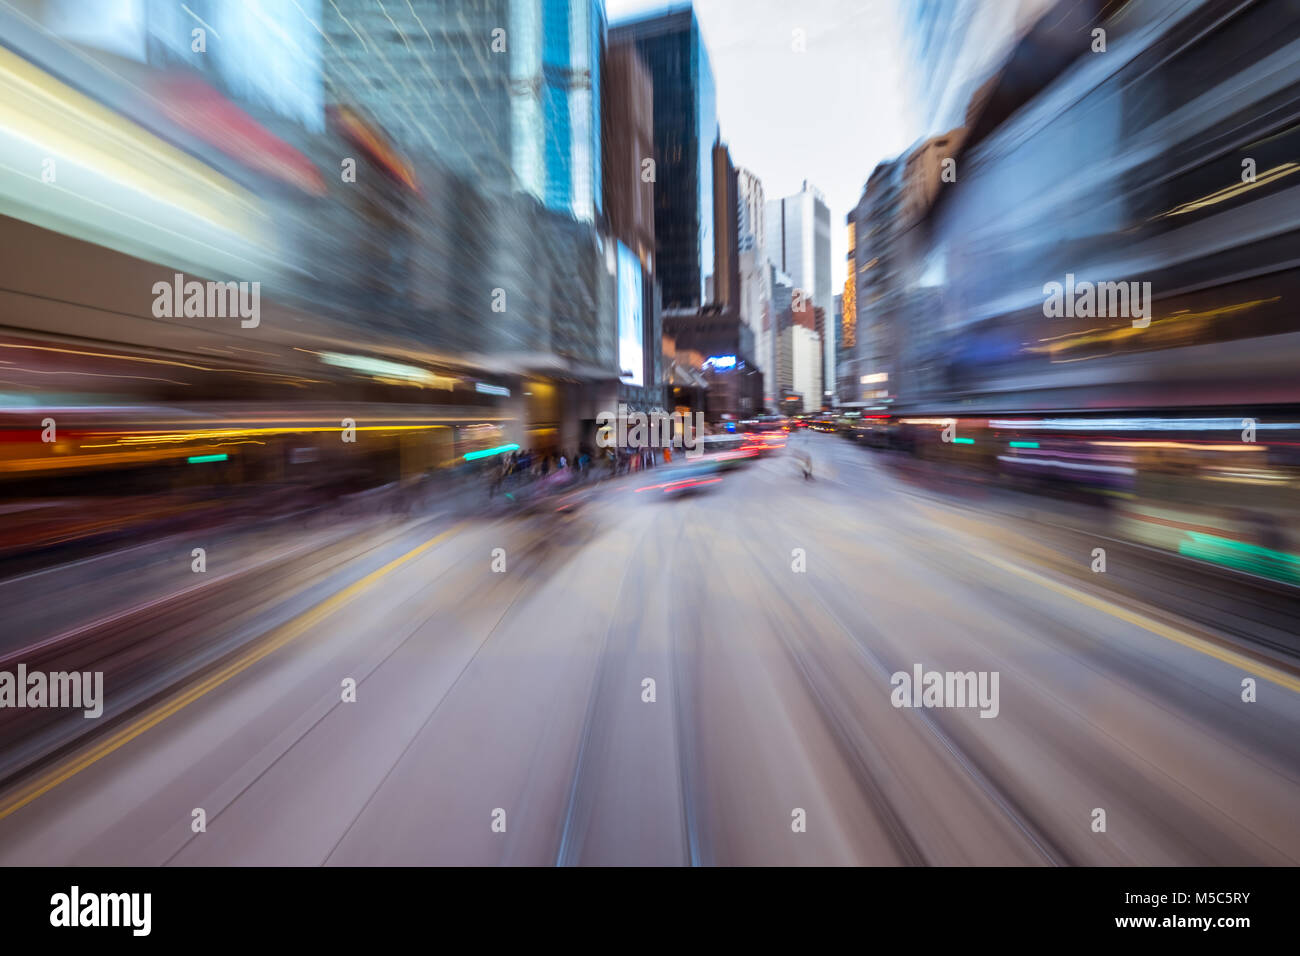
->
[606,0,921,290]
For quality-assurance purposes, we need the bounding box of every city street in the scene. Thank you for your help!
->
[1,433,1295,866]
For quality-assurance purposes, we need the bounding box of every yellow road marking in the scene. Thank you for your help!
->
[0,522,466,822]
[984,553,1300,694]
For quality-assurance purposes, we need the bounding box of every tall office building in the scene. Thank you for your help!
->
[849,158,905,403]
[832,292,845,399]
[737,166,765,256]
[524,0,604,221]
[766,181,832,408]
[843,126,962,405]
[323,0,603,223]
[770,264,795,399]
[736,166,772,406]
[603,41,664,410]
[838,267,856,402]
[602,43,655,270]
[320,0,615,455]
[792,324,823,414]
[710,140,739,309]
[609,5,719,310]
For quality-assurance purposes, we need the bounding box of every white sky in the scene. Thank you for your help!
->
[606,0,921,290]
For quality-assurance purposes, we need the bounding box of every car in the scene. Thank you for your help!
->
[633,457,726,496]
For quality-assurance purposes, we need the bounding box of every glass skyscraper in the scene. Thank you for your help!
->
[609,5,718,311]
[766,182,833,403]
[324,0,603,223]
[516,0,604,221]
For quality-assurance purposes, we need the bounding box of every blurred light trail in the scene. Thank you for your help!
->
[1178,532,1300,583]
[0,45,270,272]
[996,455,1137,475]
[463,444,520,461]
[988,418,1296,432]
[1160,163,1300,217]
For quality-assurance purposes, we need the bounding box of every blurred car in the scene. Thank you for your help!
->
[697,434,760,470]
[634,457,725,496]
[742,415,789,434]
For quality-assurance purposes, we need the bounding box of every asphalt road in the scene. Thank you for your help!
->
[1,433,1297,865]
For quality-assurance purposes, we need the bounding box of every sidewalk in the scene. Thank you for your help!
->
[0,494,453,654]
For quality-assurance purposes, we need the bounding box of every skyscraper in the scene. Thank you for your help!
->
[522,0,605,222]
[850,157,904,403]
[320,0,616,450]
[766,181,832,409]
[323,0,603,223]
[736,166,772,405]
[710,139,739,309]
[602,43,655,270]
[603,40,664,410]
[770,264,795,399]
[609,5,718,311]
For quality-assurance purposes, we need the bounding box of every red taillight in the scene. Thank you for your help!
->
[664,477,722,492]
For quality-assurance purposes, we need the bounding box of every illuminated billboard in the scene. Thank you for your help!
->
[617,241,644,386]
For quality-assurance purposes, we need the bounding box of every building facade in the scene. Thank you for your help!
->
[770,264,795,399]
[709,140,741,309]
[323,0,603,223]
[791,325,822,415]
[321,0,617,453]
[602,43,655,271]
[846,126,963,407]
[609,5,718,311]
[765,181,833,408]
[736,166,773,408]
[849,158,904,405]
[602,41,665,415]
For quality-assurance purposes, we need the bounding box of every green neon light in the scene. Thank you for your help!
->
[1009,441,1039,448]
[464,443,519,462]
[1179,531,1300,584]
[187,454,228,464]
[952,437,974,445]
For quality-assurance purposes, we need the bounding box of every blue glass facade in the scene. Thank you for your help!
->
[696,27,716,308]
[537,0,604,221]
[610,6,719,310]
[323,1,601,223]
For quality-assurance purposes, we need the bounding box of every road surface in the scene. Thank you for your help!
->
[1,434,1296,865]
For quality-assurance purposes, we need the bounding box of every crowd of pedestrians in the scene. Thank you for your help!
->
[488,447,595,498]
[486,443,673,498]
